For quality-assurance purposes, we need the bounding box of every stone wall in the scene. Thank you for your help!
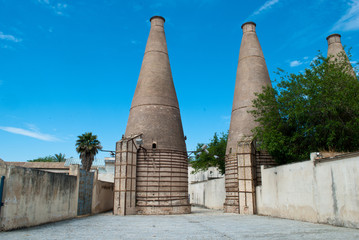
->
[0,163,78,231]
[256,152,359,228]
[0,163,114,231]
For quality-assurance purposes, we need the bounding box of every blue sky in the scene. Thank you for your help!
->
[1,0,359,162]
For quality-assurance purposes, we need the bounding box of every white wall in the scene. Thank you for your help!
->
[92,180,114,214]
[188,167,225,209]
[92,170,114,214]
[98,159,115,183]
[256,152,359,228]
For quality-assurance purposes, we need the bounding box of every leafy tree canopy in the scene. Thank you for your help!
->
[76,132,102,171]
[28,153,67,162]
[54,153,66,162]
[250,51,359,164]
[190,132,227,174]
[28,155,56,162]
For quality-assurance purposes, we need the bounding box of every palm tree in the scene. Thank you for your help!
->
[54,153,66,162]
[75,132,102,171]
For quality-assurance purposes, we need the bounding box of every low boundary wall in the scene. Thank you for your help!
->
[0,163,78,231]
[189,178,225,209]
[256,152,359,228]
[188,167,225,209]
[0,163,114,231]
[92,171,113,214]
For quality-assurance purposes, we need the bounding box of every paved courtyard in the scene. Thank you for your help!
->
[2,207,359,239]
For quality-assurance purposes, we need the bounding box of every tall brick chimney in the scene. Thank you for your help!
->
[224,22,273,214]
[114,16,190,215]
[327,34,345,58]
[327,34,355,76]
[125,16,186,151]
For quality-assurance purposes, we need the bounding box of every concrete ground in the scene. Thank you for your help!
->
[2,207,359,240]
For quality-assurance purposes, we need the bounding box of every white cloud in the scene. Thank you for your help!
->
[0,126,60,142]
[53,3,68,15]
[25,123,40,132]
[0,44,13,49]
[252,0,280,16]
[37,0,68,16]
[38,25,54,33]
[0,32,22,42]
[290,60,303,67]
[288,56,314,67]
[332,0,359,31]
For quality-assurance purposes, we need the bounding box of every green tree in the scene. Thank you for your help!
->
[54,153,66,162]
[28,153,67,162]
[75,132,102,171]
[28,155,56,162]
[250,52,359,164]
[190,132,227,174]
